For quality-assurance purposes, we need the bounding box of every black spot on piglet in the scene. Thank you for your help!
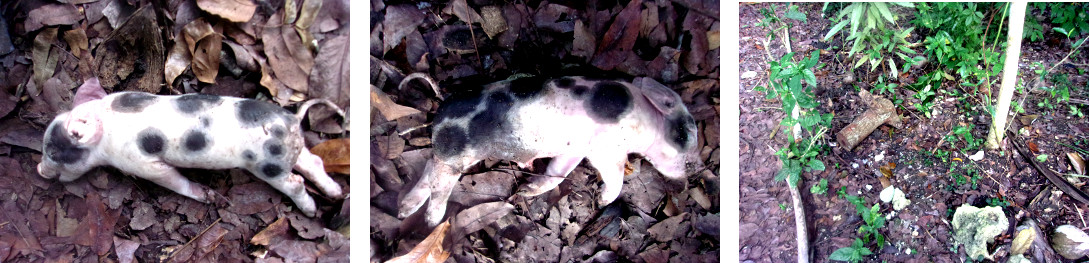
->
[182,129,210,152]
[175,94,223,114]
[433,126,468,158]
[45,122,87,164]
[554,77,576,89]
[509,76,547,100]
[668,113,697,150]
[260,162,284,178]
[236,100,292,126]
[112,92,157,113]
[137,127,166,155]
[265,140,284,157]
[586,81,632,123]
[243,150,256,161]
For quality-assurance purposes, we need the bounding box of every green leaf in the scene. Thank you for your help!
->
[825,20,850,41]
[849,4,864,36]
[874,3,896,24]
[803,69,817,87]
[1055,27,1071,37]
[785,5,807,22]
[808,159,826,171]
[890,2,914,8]
[1075,37,1087,48]
[829,247,859,261]
[1037,154,1049,163]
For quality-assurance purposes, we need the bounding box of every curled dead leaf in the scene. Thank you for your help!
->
[25,4,82,32]
[251,217,290,246]
[1070,152,1086,176]
[310,138,349,174]
[294,0,323,30]
[451,202,515,237]
[63,28,89,58]
[370,86,422,121]
[387,221,451,263]
[32,28,59,87]
[196,0,256,23]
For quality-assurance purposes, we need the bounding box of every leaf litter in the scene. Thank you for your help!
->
[0,0,351,261]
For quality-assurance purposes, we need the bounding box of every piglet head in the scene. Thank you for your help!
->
[37,78,106,181]
[634,77,700,180]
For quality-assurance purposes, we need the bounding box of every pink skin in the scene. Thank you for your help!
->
[399,77,698,227]
[37,78,343,217]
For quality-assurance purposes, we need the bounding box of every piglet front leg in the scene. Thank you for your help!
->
[293,148,344,198]
[587,152,626,206]
[518,155,584,197]
[127,161,214,202]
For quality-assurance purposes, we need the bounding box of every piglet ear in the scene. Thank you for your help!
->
[64,101,103,145]
[73,77,106,107]
[635,77,680,115]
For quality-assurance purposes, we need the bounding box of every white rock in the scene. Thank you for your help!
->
[879,186,911,210]
[741,71,758,79]
[969,150,985,161]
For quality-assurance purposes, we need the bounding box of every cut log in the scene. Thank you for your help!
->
[837,89,902,151]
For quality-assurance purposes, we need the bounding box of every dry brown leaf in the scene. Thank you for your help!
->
[444,0,483,27]
[191,26,223,83]
[647,212,688,242]
[224,41,258,72]
[282,26,314,77]
[251,217,290,246]
[164,37,192,85]
[382,5,426,52]
[572,20,595,58]
[63,28,88,58]
[283,0,299,24]
[479,6,507,38]
[264,12,309,93]
[1070,152,1086,176]
[310,138,349,174]
[294,0,323,30]
[196,0,256,23]
[32,28,59,87]
[386,221,451,263]
[370,86,422,121]
[307,34,349,133]
[113,236,140,263]
[25,4,81,32]
[451,202,515,236]
[591,0,643,70]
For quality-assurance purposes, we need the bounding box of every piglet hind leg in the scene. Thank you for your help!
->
[293,148,344,198]
[129,161,214,203]
[518,155,584,197]
[424,161,461,227]
[398,161,437,219]
[587,154,626,207]
[248,163,318,216]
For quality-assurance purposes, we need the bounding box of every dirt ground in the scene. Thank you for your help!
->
[740,3,1089,262]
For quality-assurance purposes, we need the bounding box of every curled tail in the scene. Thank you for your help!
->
[295,99,349,130]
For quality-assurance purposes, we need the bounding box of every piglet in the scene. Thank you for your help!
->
[37,78,344,216]
[399,76,699,226]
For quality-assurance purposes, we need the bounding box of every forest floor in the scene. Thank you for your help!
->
[740,3,1089,262]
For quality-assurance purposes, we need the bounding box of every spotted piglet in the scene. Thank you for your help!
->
[399,76,699,226]
[37,78,344,216]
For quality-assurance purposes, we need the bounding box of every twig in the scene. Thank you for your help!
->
[166,218,223,262]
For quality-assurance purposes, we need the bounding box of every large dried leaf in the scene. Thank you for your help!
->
[0,15,13,56]
[264,12,309,93]
[451,202,515,236]
[251,217,291,246]
[63,28,88,58]
[113,236,140,263]
[25,4,81,32]
[382,4,425,52]
[224,41,258,72]
[310,138,349,174]
[294,0,323,29]
[386,221,451,263]
[196,0,256,23]
[32,28,59,87]
[370,86,422,121]
[572,20,595,58]
[307,34,349,133]
[479,6,507,38]
[182,19,223,83]
[164,38,192,85]
[281,26,314,79]
[591,0,643,70]
[444,0,483,26]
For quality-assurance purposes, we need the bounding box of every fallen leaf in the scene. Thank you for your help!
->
[370,86,422,121]
[251,217,291,246]
[591,0,643,70]
[647,213,688,242]
[452,202,515,237]
[479,6,508,38]
[129,201,155,230]
[572,20,595,58]
[386,221,451,263]
[264,12,310,93]
[32,28,59,87]
[227,182,281,215]
[0,15,13,55]
[288,213,326,239]
[310,138,349,174]
[113,236,140,263]
[294,0,323,29]
[1070,152,1086,176]
[224,41,258,72]
[184,19,222,83]
[1028,141,1039,153]
[63,27,89,58]
[25,4,82,32]
[382,4,426,52]
[196,0,256,22]
[164,37,192,85]
[306,34,349,133]
[444,0,483,27]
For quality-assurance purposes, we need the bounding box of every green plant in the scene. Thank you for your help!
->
[1038,3,1089,37]
[780,203,790,210]
[811,178,829,195]
[874,76,897,95]
[824,3,918,74]
[831,194,886,262]
[1037,154,1049,163]
[830,239,873,262]
[913,83,937,118]
[986,197,1010,207]
[949,163,980,189]
[756,4,808,41]
[1024,11,1046,42]
[945,124,984,153]
[913,3,1008,87]
[1071,105,1085,118]
[754,51,833,188]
